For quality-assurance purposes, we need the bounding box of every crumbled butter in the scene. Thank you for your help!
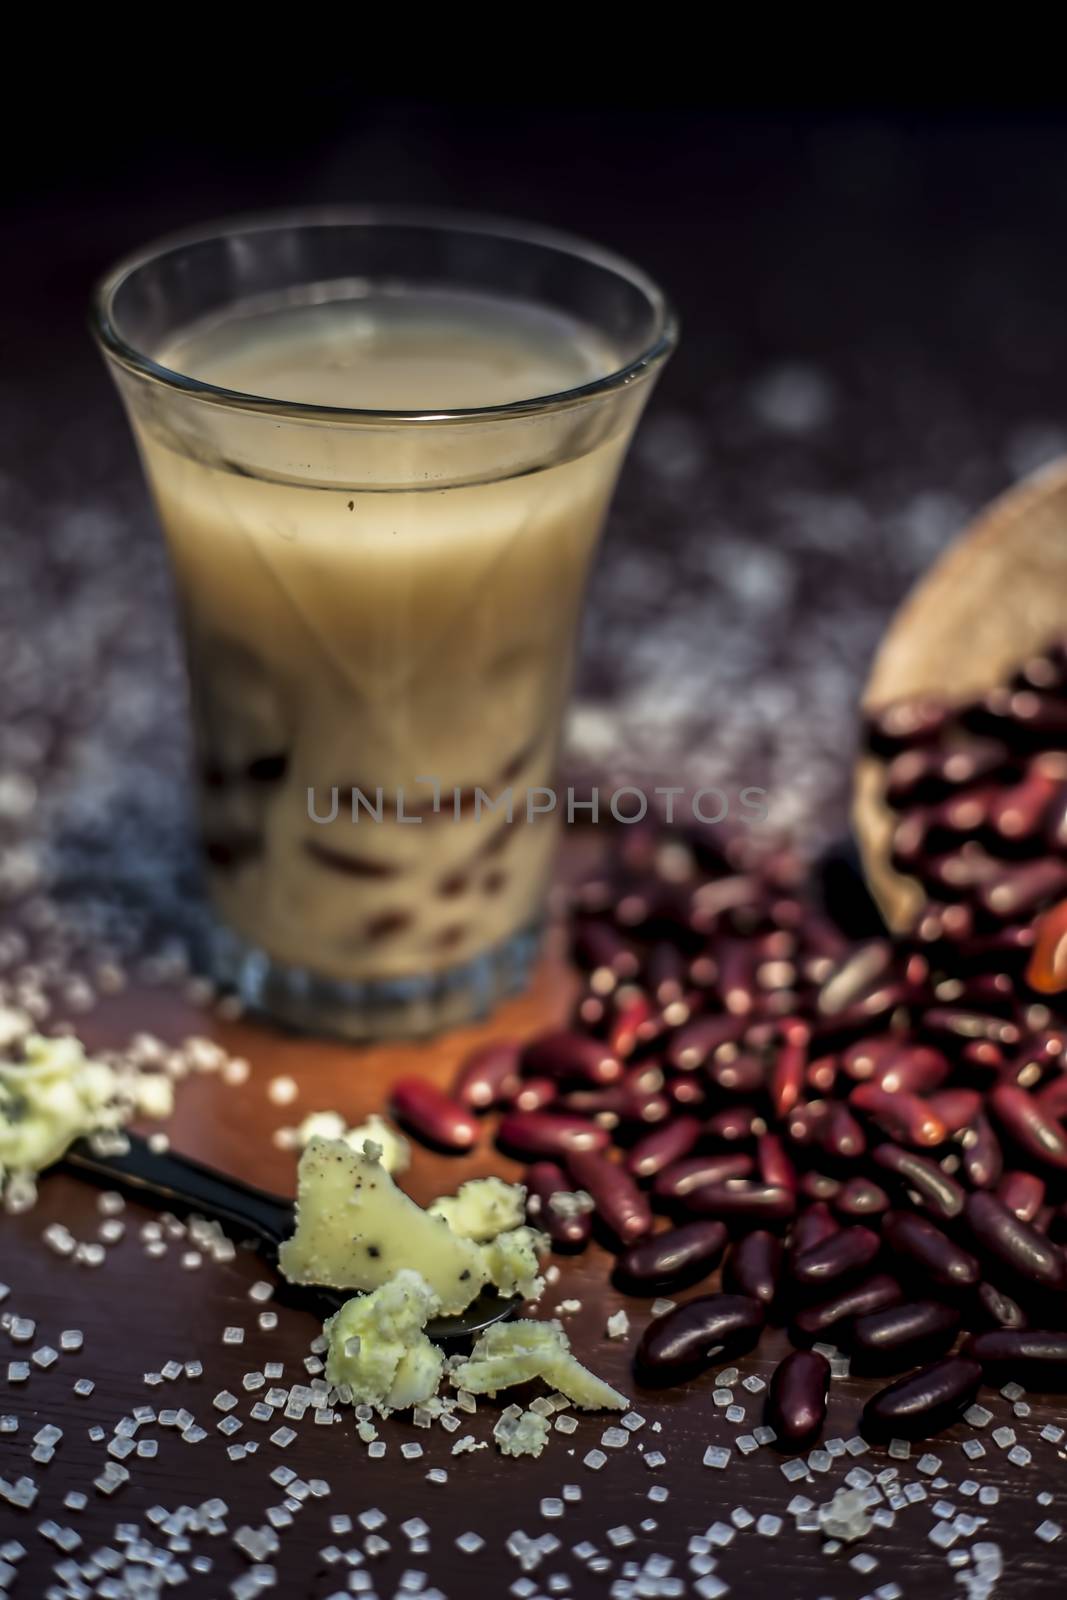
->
[480,1225,547,1302]
[282,1111,411,1173]
[429,1176,525,1240]
[324,1271,444,1412]
[0,1033,173,1185]
[278,1139,489,1314]
[449,1320,627,1410]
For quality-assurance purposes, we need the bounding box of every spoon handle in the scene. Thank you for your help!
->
[61,1131,294,1252]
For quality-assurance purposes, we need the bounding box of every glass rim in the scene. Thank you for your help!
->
[90,204,678,426]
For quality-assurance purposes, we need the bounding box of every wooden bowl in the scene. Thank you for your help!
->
[854,455,1067,932]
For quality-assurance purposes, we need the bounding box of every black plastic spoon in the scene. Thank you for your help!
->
[61,1131,519,1340]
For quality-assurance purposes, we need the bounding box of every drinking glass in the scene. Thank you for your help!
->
[92,209,676,1037]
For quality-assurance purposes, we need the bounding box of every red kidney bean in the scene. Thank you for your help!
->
[665,1075,706,1110]
[920,1007,1021,1050]
[645,941,687,1005]
[987,761,1067,847]
[850,1300,961,1375]
[520,1030,623,1087]
[849,1084,946,1149]
[861,1356,982,1441]
[572,919,639,986]
[615,1219,728,1293]
[940,972,1019,1015]
[784,1101,829,1149]
[966,1191,1067,1292]
[874,1046,951,1095]
[960,1113,1004,1190]
[682,1182,796,1225]
[634,1294,765,1385]
[872,1144,966,1220]
[936,784,999,837]
[627,1117,702,1182]
[390,1078,478,1152]
[607,987,658,1058]
[818,1102,867,1160]
[707,1052,766,1095]
[865,695,950,757]
[1006,1030,1067,1086]
[799,1172,841,1202]
[996,1171,1046,1224]
[834,1177,890,1219]
[925,1089,982,1134]
[842,1038,900,1081]
[717,938,759,1016]
[816,942,894,1016]
[558,1082,670,1127]
[770,1038,807,1118]
[974,1280,1029,1331]
[979,859,1067,923]
[757,1133,796,1191]
[451,1041,521,1111]
[806,1054,839,1094]
[652,1153,754,1204]
[1036,1073,1067,1119]
[766,1350,830,1453]
[918,846,1001,901]
[706,1105,762,1144]
[496,1112,610,1161]
[989,1083,1067,1171]
[882,1210,980,1289]
[1045,786,1067,852]
[667,1014,747,1071]
[724,1230,783,1307]
[964,1329,1067,1390]
[961,1039,1009,1071]
[565,1149,652,1246]
[1028,896,1067,994]
[792,1274,905,1339]
[509,1076,558,1114]
[957,924,1035,974]
[576,992,607,1030]
[524,1162,592,1252]
[791,1225,881,1288]
[792,1202,839,1254]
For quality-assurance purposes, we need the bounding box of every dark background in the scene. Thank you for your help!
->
[6,88,1067,906]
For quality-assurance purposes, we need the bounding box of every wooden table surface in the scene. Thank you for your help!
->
[4,917,1066,1599]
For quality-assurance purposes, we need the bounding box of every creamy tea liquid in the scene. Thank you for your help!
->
[144,290,628,985]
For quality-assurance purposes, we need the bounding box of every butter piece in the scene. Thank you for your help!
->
[324,1270,444,1412]
[449,1319,627,1410]
[493,1404,551,1458]
[278,1138,489,1314]
[429,1176,525,1241]
[0,1033,172,1185]
[283,1111,411,1173]
[480,1226,547,1302]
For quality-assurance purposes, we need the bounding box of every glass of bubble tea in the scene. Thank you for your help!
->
[92,209,676,1038]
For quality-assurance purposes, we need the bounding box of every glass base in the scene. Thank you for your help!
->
[210,921,543,1041]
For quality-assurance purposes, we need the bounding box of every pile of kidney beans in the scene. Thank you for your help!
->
[390,641,1067,1448]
